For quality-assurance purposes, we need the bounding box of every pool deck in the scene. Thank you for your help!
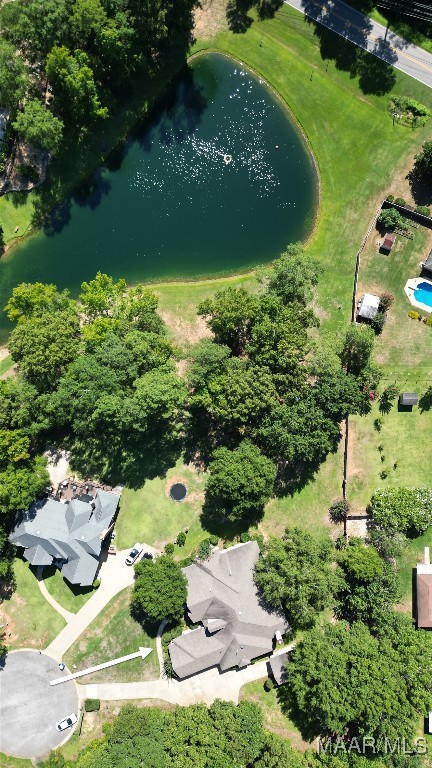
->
[404,277,432,314]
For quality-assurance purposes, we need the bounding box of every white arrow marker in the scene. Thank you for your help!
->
[50,647,152,686]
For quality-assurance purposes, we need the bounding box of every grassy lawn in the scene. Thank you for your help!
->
[0,558,65,650]
[347,220,432,512]
[258,444,343,542]
[0,754,32,768]
[116,458,207,552]
[64,586,159,683]
[42,565,95,614]
[0,355,13,377]
[240,679,310,751]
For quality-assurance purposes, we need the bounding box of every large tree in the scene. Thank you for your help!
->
[13,100,64,154]
[131,555,187,625]
[265,242,321,306]
[198,287,258,355]
[0,39,29,108]
[204,440,276,525]
[412,140,432,182]
[8,304,80,392]
[284,617,432,744]
[255,527,336,630]
[335,539,400,627]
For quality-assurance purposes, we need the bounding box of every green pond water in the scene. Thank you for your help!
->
[0,53,317,341]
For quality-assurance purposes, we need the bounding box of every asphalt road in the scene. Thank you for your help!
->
[286,0,432,89]
[0,650,79,759]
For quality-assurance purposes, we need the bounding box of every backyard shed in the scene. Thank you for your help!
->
[381,232,396,253]
[357,293,380,321]
[399,392,418,407]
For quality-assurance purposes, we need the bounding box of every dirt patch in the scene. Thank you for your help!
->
[176,359,188,378]
[0,608,17,646]
[0,347,9,362]
[160,310,212,348]
[346,516,369,539]
[193,0,228,39]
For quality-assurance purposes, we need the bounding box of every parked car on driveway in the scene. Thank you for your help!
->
[56,713,77,731]
[125,543,143,565]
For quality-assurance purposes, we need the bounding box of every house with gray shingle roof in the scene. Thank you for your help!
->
[169,541,288,679]
[9,488,120,587]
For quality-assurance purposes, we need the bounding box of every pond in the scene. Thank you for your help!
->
[0,53,318,342]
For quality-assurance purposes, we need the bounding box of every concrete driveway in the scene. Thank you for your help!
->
[0,650,79,759]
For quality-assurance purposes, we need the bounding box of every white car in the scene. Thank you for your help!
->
[56,713,77,732]
[125,543,143,566]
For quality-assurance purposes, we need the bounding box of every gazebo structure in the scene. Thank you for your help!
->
[357,293,380,321]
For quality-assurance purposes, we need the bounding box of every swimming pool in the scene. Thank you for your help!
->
[414,281,432,309]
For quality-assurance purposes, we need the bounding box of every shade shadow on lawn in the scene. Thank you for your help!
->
[300,11,396,95]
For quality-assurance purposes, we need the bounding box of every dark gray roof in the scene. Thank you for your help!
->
[169,542,288,678]
[423,251,432,273]
[399,393,418,406]
[9,489,120,586]
[268,651,289,685]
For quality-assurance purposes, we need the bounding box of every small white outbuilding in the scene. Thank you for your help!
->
[357,293,380,321]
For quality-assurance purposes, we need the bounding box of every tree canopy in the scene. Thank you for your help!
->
[204,440,276,525]
[255,527,336,630]
[13,99,64,153]
[370,487,432,535]
[131,555,187,625]
[284,616,432,745]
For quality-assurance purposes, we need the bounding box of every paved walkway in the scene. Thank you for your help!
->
[286,0,432,89]
[45,545,158,661]
[156,618,168,679]
[78,648,294,706]
[36,566,75,623]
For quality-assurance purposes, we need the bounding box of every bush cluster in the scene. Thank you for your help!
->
[84,699,100,712]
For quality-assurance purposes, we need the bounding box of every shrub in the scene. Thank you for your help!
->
[424,317,432,327]
[379,469,389,479]
[197,538,212,561]
[408,310,420,320]
[378,207,408,231]
[163,656,175,679]
[93,578,100,589]
[335,534,347,551]
[264,678,274,691]
[84,699,100,712]
[370,487,432,535]
[374,417,383,432]
[379,293,394,312]
[164,543,175,555]
[386,194,394,202]
[394,197,406,207]
[176,532,186,547]
[209,534,219,546]
[370,311,385,335]
[416,205,431,217]
[329,499,349,523]
[240,532,251,543]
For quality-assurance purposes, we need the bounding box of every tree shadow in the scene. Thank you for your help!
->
[408,171,432,207]
[257,0,283,19]
[419,386,432,413]
[132,65,208,153]
[301,7,396,95]
[72,169,112,211]
[356,45,397,95]
[69,425,184,490]
[276,683,320,742]
[200,494,263,538]
[226,0,254,33]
